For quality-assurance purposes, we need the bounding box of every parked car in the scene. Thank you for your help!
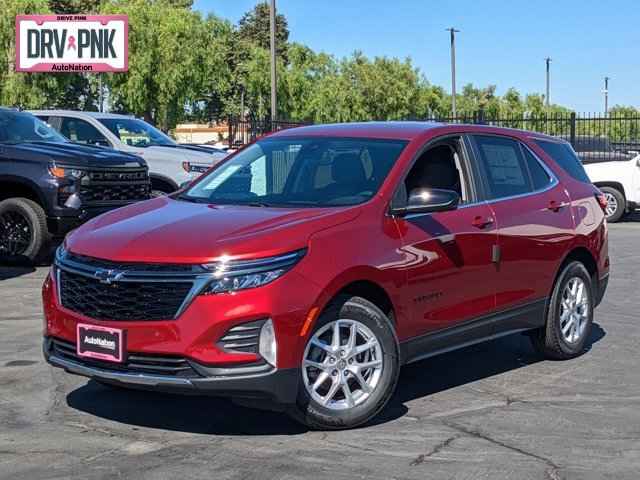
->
[0,108,150,264]
[30,110,228,195]
[43,122,609,429]
[581,151,640,222]
[568,135,633,164]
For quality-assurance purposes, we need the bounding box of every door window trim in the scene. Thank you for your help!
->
[468,134,559,205]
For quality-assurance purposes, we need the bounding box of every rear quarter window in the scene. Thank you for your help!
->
[534,140,591,183]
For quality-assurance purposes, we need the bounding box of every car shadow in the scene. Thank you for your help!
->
[0,265,36,280]
[621,211,640,222]
[65,324,606,434]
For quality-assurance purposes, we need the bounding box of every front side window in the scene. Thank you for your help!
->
[0,111,67,144]
[183,137,407,207]
[98,118,175,147]
[473,135,533,199]
[60,118,110,147]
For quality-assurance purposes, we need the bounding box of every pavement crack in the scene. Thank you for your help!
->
[443,421,562,478]
[409,435,459,465]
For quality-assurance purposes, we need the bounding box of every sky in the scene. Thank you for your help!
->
[193,0,640,112]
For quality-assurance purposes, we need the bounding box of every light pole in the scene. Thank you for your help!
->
[545,57,551,109]
[446,27,459,117]
[604,76,609,115]
[269,0,277,122]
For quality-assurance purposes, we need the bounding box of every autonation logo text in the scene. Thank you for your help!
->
[16,14,128,72]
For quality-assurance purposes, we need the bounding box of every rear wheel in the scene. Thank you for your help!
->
[600,186,625,222]
[531,261,594,359]
[0,198,49,265]
[289,296,400,430]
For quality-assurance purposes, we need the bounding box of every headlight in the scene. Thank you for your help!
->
[48,165,86,179]
[201,249,306,295]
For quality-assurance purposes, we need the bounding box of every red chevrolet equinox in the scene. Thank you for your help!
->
[43,122,609,429]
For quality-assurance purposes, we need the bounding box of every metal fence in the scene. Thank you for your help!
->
[228,113,640,163]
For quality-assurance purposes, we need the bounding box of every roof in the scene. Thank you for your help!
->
[269,121,444,140]
[29,109,134,120]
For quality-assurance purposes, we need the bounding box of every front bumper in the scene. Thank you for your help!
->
[43,336,299,403]
[47,205,133,237]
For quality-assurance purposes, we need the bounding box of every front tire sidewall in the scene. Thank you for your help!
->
[294,296,399,430]
[0,198,48,265]
[601,186,625,223]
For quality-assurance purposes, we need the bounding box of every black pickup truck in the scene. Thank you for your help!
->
[0,108,151,264]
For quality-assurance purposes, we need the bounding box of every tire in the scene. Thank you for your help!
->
[289,296,400,430]
[530,261,594,360]
[600,186,625,222]
[0,197,49,265]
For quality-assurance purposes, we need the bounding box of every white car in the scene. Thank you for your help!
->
[583,154,640,222]
[31,110,228,195]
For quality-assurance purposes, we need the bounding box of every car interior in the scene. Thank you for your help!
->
[395,137,469,208]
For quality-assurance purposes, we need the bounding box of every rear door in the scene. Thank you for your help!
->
[470,134,575,321]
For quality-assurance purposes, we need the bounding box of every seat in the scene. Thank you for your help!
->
[321,152,368,199]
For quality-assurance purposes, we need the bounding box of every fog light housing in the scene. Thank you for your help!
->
[258,319,277,367]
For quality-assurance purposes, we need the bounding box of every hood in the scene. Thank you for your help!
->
[141,145,227,165]
[66,196,360,264]
[2,141,145,168]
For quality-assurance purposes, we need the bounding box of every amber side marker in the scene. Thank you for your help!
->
[300,306,320,337]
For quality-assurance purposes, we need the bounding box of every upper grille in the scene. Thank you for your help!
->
[50,337,201,378]
[64,252,204,273]
[59,269,193,321]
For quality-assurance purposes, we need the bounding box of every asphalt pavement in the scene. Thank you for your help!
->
[1,218,639,479]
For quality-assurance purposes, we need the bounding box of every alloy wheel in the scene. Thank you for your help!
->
[604,192,618,218]
[0,211,32,256]
[302,319,384,411]
[559,277,590,344]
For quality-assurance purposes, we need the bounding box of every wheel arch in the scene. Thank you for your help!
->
[0,176,47,208]
[553,246,599,296]
[149,173,178,193]
[593,181,626,199]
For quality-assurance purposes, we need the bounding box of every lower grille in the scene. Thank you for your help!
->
[50,338,201,378]
[217,319,266,354]
[59,269,193,321]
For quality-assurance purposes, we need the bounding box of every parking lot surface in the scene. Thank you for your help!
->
[1,220,639,480]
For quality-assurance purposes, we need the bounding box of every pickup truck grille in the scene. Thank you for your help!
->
[80,167,150,206]
[59,269,193,321]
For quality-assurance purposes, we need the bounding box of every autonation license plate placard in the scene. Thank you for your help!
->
[15,14,128,72]
[76,323,126,363]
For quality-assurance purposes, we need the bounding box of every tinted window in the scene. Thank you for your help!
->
[522,146,552,190]
[535,140,591,183]
[184,137,407,207]
[59,118,110,147]
[0,110,66,144]
[474,135,531,199]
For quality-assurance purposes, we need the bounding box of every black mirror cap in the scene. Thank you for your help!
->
[391,188,460,216]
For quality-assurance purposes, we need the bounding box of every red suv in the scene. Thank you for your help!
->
[43,122,609,429]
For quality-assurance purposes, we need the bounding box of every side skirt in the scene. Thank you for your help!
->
[399,298,548,365]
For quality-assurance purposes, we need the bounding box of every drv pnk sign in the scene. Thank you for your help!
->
[16,15,128,72]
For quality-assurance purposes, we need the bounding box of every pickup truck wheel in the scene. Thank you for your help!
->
[290,296,400,430]
[530,261,594,360]
[600,186,625,222]
[0,198,49,265]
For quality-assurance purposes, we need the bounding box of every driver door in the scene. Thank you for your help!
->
[393,135,499,341]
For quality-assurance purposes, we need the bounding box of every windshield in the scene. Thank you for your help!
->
[0,110,67,144]
[98,118,175,147]
[183,137,407,207]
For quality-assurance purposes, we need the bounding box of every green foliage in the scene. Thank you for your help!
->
[237,2,288,58]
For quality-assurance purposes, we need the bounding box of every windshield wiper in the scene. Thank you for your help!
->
[176,194,210,204]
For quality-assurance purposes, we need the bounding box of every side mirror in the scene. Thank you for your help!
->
[391,188,460,216]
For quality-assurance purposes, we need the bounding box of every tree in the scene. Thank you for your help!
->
[48,0,102,13]
[237,2,289,59]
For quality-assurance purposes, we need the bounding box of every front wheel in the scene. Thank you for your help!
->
[289,296,400,430]
[0,197,49,265]
[531,261,594,359]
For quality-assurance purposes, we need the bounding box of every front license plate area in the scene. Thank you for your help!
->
[76,323,126,363]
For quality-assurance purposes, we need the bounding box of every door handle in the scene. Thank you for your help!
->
[472,215,494,229]
[547,200,569,212]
